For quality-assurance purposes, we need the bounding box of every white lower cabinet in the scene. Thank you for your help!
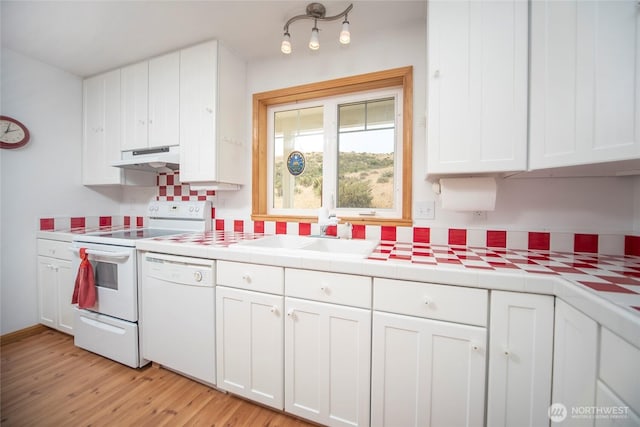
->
[284,296,371,427]
[487,291,554,427]
[215,286,283,409]
[371,311,486,427]
[37,239,74,335]
[552,299,599,427]
[371,278,487,427]
[595,380,640,427]
[598,327,640,425]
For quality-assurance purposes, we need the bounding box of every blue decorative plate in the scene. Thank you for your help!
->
[287,150,306,176]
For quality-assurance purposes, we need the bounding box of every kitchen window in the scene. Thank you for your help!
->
[252,67,413,226]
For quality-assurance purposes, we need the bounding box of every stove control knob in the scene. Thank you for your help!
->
[194,271,203,282]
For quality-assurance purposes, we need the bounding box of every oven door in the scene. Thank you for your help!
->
[71,241,137,322]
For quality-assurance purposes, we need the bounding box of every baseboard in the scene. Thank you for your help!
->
[0,324,49,346]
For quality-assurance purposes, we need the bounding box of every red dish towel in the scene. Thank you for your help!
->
[72,248,96,309]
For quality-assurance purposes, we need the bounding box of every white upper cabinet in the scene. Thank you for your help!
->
[426,0,528,175]
[179,40,246,186]
[82,69,122,185]
[148,51,180,148]
[120,61,149,151]
[120,52,179,151]
[530,0,640,169]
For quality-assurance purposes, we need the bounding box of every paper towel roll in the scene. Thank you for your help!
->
[438,177,497,211]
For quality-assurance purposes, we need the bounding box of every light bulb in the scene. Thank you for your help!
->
[281,33,292,54]
[340,20,350,44]
[309,27,320,50]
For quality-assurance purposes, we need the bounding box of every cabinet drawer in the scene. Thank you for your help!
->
[373,278,487,327]
[599,327,640,414]
[285,269,371,308]
[216,261,283,294]
[37,239,72,260]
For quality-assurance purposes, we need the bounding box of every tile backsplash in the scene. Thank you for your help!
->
[38,170,640,257]
[156,171,216,202]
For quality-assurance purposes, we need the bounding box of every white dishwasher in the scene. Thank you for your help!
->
[141,252,215,385]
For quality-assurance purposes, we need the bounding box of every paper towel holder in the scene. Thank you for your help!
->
[432,182,442,195]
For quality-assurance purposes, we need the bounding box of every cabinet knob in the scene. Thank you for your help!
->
[503,349,510,357]
[287,309,295,319]
[139,120,145,125]
[320,285,329,294]
[433,69,440,78]
[471,344,480,351]
[148,119,153,124]
[242,274,251,283]
[424,297,431,305]
[270,306,279,314]
[205,107,213,113]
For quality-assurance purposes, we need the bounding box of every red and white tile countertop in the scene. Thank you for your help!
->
[133,231,640,344]
[38,227,640,349]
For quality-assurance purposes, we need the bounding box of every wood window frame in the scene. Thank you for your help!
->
[252,66,413,226]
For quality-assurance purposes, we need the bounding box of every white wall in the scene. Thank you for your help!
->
[215,20,638,236]
[0,48,122,334]
[635,176,640,233]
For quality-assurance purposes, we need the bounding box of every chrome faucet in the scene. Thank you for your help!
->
[320,213,339,236]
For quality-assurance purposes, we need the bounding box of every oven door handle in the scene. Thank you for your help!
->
[70,247,131,261]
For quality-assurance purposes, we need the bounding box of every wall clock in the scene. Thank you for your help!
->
[0,115,30,149]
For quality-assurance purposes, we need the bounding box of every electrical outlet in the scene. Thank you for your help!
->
[415,201,435,220]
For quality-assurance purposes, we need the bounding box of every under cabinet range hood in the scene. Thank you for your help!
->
[111,146,180,172]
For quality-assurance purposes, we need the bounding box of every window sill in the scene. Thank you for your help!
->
[251,214,413,227]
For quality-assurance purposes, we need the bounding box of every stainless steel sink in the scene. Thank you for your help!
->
[231,235,378,259]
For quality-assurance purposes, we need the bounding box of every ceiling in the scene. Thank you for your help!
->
[1,1,427,78]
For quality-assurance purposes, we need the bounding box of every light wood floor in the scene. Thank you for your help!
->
[1,329,316,427]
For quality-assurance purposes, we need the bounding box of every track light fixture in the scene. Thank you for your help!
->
[281,2,353,54]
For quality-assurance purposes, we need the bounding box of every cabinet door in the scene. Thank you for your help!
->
[216,286,283,409]
[37,256,58,329]
[285,297,371,427]
[148,51,179,148]
[487,291,554,427]
[82,70,122,185]
[371,311,486,427]
[530,0,640,169]
[427,0,528,174]
[121,61,149,151]
[179,41,218,183]
[595,380,640,427]
[552,299,598,427]
[56,259,74,335]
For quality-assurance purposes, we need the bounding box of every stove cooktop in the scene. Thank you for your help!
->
[73,228,194,247]
[92,228,188,240]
